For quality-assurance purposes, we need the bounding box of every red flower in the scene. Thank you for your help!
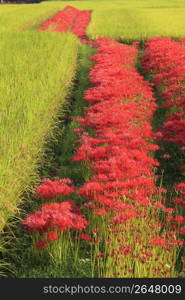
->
[36,178,74,200]
[96,252,104,258]
[174,239,184,246]
[166,216,173,222]
[39,6,91,39]
[80,234,91,242]
[154,202,165,209]
[174,215,184,225]
[164,207,174,214]
[94,209,108,216]
[22,201,88,234]
[152,238,166,246]
[47,231,58,242]
[173,198,183,205]
[35,241,47,249]
[92,228,99,233]
[180,227,185,235]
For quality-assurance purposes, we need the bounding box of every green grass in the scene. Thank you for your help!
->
[0,31,78,232]
[58,44,95,185]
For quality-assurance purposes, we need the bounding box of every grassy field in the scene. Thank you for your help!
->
[0,1,185,39]
[0,31,78,232]
[0,4,60,31]
[87,7,185,40]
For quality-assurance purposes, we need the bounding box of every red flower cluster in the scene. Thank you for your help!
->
[142,37,185,146]
[39,6,91,39]
[142,38,185,238]
[22,200,88,248]
[70,39,183,275]
[36,178,74,200]
[73,38,159,220]
[23,201,88,233]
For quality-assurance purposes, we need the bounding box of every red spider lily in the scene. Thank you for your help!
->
[80,233,91,242]
[176,183,185,194]
[142,39,185,147]
[35,240,48,250]
[142,37,185,249]
[70,37,178,275]
[73,38,159,213]
[94,209,108,216]
[96,252,104,258]
[36,178,74,200]
[39,6,91,40]
[118,246,132,256]
[151,238,166,247]
[74,41,169,206]
[22,201,88,234]
[21,30,183,275]
[47,231,58,242]
[173,198,183,205]
[174,215,184,225]
[111,210,138,225]
[92,228,99,233]
[166,216,173,222]
[163,207,174,214]
[180,227,185,235]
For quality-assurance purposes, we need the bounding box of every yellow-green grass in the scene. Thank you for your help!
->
[87,7,185,41]
[45,0,185,9]
[0,31,78,232]
[1,1,185,40]
[0,4,60,32]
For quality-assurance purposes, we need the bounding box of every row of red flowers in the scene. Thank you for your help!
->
[142,37,185,145]
[23,10,184,274]
[39,6,91,40]
[142,37,185,230]
[71,38,183,276]
[74,37,159,213]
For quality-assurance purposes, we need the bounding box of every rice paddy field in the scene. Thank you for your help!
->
[0,0,185,280]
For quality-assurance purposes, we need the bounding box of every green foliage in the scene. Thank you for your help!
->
[58,44,95,185]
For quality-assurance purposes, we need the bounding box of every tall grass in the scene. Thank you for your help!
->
[87,7,185,41]
[1,2,185,39]
[0,4,59,32]
[0,31,78,232]
[45,0,185,9]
